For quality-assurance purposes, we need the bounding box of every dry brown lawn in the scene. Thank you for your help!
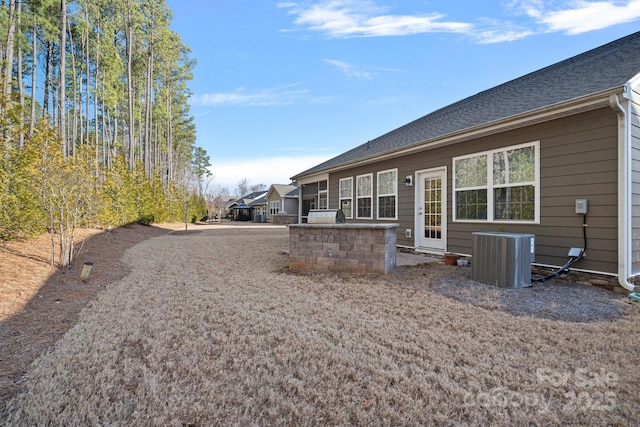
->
[2,223,640,426]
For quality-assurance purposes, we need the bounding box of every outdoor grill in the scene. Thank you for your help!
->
[307,209,346,224]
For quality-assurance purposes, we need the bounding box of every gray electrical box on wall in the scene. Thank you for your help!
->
[575,199,588,214]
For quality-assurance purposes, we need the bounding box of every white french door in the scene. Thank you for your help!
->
[416,168,446,251]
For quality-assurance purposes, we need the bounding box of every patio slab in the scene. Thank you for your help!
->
[396,252,441,267]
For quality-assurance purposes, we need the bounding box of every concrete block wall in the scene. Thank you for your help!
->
[271,214,298,225]
[288,223,398,275]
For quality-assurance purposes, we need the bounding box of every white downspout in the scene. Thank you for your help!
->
[609,91,636,292]
[297,184,303,224]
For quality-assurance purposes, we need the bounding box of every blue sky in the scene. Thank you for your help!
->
[165,0,640,193]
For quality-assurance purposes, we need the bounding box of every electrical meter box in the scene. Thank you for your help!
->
[575,199,588,214]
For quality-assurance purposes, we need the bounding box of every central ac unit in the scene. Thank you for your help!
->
[472,232,535,288]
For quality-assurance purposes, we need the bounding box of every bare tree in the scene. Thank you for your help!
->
[236,178,249,197]
[35,129,96,267]
[250,183,266,193]
[204,182,230,220]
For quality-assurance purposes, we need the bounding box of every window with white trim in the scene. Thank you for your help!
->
[377,169,397,219]
[269,200,280,215]
[318,180,328,209]
[339,177,353,218]
[356,173,373,219]
[453,142,539,222]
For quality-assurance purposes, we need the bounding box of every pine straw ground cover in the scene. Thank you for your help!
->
[0,223,184,414]
[2,224,640,425]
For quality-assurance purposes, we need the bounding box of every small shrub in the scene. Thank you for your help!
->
[137,214,155,226]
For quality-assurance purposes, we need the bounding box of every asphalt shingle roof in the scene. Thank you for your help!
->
[241,191,268,201]
[293,31,640,179]
[248,197,267,206]
[270,184,299,198]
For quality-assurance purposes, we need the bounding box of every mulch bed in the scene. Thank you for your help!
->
[0,223,180,416]
[424,267,632,322]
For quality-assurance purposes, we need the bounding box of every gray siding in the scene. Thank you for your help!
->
[328,108,620,274]
[631,81,640,274]
[283,198,299,215]
[266,193,279,220]
[266,190,298,217]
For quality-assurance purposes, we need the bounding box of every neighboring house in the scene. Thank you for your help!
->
[291,31,640,291]
[227,191,268,221]
[211,195,236,219]
[266,184,299,221]
[248,194,268,222]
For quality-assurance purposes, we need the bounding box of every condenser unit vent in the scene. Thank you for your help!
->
[472,232,535,288]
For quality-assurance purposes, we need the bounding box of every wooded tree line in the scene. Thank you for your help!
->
[0,0,208,266]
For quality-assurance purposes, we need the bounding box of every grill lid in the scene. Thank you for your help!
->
[307,209,346,224]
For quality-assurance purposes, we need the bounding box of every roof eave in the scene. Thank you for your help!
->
[293,172,329,186]
[293,88,624,179]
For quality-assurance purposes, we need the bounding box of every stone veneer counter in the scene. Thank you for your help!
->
[288,223,398,275]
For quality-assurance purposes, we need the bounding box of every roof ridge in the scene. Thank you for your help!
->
[377,31,640,142]
[293,31,640,179]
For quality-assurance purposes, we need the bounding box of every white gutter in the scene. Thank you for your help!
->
[609,90,636,292]
[291,90,619,181]
[297,183,303,224]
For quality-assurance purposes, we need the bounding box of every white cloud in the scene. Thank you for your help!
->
[193,84,309,107]
[324,59,373,79]
[279,0,472,38]
[209,154,337,193]
[537,0,640,34]
[475,27,534,43]
[193,110,212,117]
[508,0,546,19]
[280,0,640,43]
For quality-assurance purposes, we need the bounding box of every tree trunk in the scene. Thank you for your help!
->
[16,0,24,148]
[83,8,90,148]
[94,30,102,169]
[59,0,67,158]
[43,42,52,118]
[167,83,173,183]
[126,4,135,169]
[29,23,37,135]
[67,18,77,157]
[144,45,153,176]
[3,0,16,100]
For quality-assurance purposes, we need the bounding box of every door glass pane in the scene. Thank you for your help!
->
[424,177,442,239]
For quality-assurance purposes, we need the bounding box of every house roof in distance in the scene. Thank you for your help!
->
[269,184,299,198]
[292,31,640,180]
[226,191,268,209]
[240,191,268,201]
